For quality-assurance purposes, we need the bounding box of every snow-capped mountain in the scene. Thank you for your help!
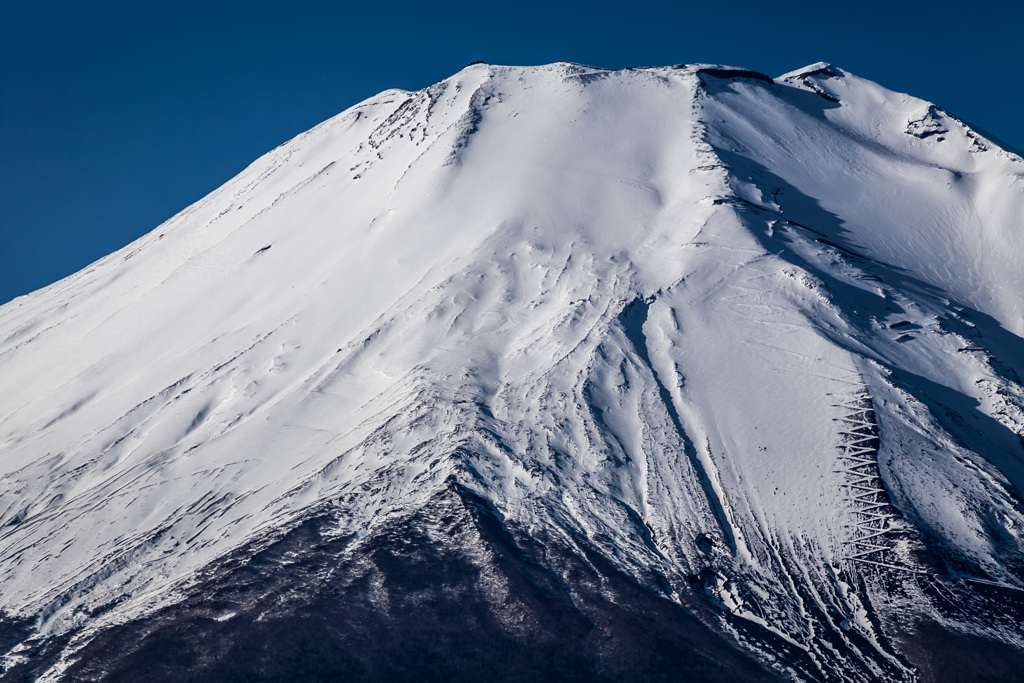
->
[2,61,1024,681]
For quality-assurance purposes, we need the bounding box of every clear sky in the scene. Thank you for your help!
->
[2,0,1021,306]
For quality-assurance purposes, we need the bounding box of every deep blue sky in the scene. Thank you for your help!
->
[2,0,1022,305]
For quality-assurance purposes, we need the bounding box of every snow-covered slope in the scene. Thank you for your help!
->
[2,62,1024,681]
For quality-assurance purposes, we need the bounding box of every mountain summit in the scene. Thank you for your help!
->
[2,62,1024,681]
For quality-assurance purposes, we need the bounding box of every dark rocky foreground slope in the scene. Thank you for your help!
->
[10,482,778,682]
[6,481,1024,682]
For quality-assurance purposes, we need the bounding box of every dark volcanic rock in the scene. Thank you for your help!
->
[46,482,777,683]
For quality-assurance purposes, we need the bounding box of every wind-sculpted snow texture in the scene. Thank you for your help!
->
[1,62,1024,681]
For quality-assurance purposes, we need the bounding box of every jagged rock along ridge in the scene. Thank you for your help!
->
[1,61,1024,681]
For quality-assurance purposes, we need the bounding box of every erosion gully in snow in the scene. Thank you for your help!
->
[1,61,1023,681]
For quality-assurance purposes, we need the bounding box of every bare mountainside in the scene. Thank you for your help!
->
[2,62,1024,681]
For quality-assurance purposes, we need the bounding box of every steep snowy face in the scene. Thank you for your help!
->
[716,63,1024,334]
[1,62,1023,681]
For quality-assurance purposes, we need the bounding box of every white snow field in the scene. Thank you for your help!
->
[1,62,1023,680]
